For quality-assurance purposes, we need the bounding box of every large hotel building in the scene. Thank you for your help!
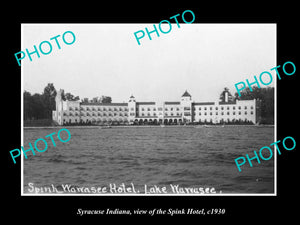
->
[52,89,260,125]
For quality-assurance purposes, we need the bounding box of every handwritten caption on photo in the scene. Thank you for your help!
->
[26,182,221,194]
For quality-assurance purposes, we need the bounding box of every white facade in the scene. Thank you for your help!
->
[52,89,259,125]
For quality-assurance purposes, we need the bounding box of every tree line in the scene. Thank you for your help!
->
[24,83,112,120]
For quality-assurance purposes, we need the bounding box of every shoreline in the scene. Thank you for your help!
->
[24,124,274,129]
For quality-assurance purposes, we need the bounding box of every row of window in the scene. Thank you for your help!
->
[130,105,255,112]
[63,118,129,123]
[69,107,128,111]
[64,112,128,117]
[196,111,254,116]
[138,112,182,117]
[69,105,255,112]
[197,106,254,111]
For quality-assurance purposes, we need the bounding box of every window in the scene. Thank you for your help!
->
[233,112,235,115]
[153,108,156,111]
[238,112,241,115]
[210,107,212,110]
[227,112,230,115]
[245,112,247,115]
[171,113,173,116]
[251,106,254,109]
[227,106,230,110]
[165,108,168,111]
[204,107,207,110]
[114,113,117,116]
[251,111,253,115]
[221,112,224,115]
[158,107,163,111]
[238,106,241,110]
[141,113,144,116]
[216,112,218,115]
[130,113,135,116]
[245,106,247,109]
[199,112,201,116]
[233,106,235,110]
[154,113,156,116]
[215,107,218,110]
[130,108,134,111]
[141,108,145,111]
[177,108,180,111]
[147,108,150,111]
[170,108,173,111]
[184,112,191,116]
[184,107,191,110]
[114,108,118,111]
[204,112,207,116]
[221,107,224,110]
[148,113,151,116]
[210,112,213,115]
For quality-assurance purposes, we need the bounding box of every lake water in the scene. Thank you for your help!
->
[23,126,274,194]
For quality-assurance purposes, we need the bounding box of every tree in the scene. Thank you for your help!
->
[61,90,79,101]
[234,86,274,124]
[100,96,112,103]
[24,91,32,120]
[42,83,57,119]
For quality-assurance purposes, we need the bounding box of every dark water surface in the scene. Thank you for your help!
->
[23,126,274,194]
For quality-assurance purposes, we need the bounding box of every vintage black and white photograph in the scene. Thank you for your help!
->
[21,23,276,195]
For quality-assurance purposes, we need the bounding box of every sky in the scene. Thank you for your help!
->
[22,23,276,103]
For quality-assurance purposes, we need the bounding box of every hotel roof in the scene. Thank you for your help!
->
[81,102,128,106]
[136,102,156,105]
[193,102,215,105]
[182,90,192,97]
